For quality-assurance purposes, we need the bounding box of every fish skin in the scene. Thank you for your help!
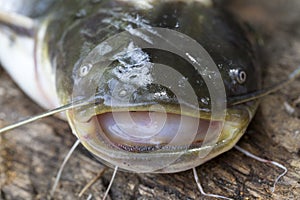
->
[42,0,261,106]
[0,0,261,107]
[0,0,261,176]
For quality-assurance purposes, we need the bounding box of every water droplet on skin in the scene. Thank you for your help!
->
[119,90,128,97]
[178,77,188,88]
[218,64,223,69]
[201,97,210,105]
[154,91,168,99]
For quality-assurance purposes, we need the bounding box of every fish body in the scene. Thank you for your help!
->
[0,0,261,175]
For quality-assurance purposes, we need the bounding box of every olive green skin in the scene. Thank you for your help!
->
[36,0,261,107]
[34,0,261,172]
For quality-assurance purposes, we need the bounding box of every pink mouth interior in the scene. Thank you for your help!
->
[96,112,222,152]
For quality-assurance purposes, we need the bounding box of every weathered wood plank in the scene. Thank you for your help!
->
[1,1,300,199]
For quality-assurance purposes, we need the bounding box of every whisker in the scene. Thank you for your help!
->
[234,145,288,193]
[192,167,234,200]
[50,139,81,197]
[0,100,91,134]
[103,166,118,200]
[87,194,93,200]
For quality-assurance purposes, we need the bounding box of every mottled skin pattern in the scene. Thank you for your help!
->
[43,0,261,172]
[43,0,261,104]
[0,0,260,104]
[0,0,263,172]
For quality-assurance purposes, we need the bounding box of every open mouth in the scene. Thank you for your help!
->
[67,105,252,173]
[70,106,250,154]
[96,111,223,152]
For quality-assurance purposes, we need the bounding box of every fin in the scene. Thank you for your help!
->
[50,139,81,197]
[228,66,300,106]
[0,11,35,36]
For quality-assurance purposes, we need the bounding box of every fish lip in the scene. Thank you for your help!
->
[70,105,251,154]
[79,111,249,173]
[68,103,252,173]
[73,102,221,123]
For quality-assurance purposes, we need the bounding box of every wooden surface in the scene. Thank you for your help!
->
[1,1,300,199]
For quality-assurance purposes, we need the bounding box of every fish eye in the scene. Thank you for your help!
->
[236,70,247,84]
[79,63,93,77]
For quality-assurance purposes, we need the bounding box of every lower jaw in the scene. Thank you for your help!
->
[91,133,246,174]
[72,115,249,173]
[156,124,248,173]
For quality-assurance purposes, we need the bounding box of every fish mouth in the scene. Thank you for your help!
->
[97,111,223,152]
[68,105,253,173]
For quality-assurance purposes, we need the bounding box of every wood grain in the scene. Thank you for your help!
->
[1,1,300,199]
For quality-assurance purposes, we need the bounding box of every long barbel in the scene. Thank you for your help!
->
[0,0,299,199]
[1,66,299,134]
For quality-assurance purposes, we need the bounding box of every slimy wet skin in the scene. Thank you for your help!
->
[69,77,254,173]
[2,1,300,199]
[0,0,260,173]
[56,0,261,173]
